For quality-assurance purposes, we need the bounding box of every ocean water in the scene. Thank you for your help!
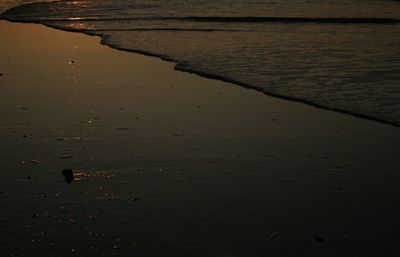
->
[2,0,400,125]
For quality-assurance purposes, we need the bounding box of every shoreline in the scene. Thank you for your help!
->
[1,17,399,128]
[1,20,400,257]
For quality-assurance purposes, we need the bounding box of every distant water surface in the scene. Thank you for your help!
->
[2,0,400,125]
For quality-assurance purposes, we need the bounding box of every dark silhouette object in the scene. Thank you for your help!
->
[62,169,74,183]
[314,236,325,243]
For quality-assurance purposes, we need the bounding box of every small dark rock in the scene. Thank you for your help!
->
[62,169,74,183]
[314,236,325,242]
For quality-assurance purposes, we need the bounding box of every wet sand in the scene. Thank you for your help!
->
[1,20,400,257]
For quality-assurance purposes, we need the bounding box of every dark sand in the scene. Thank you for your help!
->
[1,21,400,257]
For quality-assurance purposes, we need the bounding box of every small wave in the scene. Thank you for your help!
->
[97,37,400,128]
[167,16,400,25]
[3,4,400,25]
[94,28,249,32]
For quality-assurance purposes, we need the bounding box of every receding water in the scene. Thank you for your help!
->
[2,0,400,125]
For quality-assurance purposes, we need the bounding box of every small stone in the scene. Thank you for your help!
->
[61,169,74,183]
[314,236,325,242]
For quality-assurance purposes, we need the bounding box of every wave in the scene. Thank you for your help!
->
[163,16,400,24]
[95,28,248,32]
[91,37,400,128]
[3,12,400,25]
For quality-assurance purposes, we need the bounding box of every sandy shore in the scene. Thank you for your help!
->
[1,20,400,257]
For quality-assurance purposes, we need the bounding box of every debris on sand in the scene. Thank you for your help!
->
[116,127,131,131]
[268,233,278,240]
[267,232,286,240]
[59,155,72,159]
[62,169,74,183]
[29,160,40,164]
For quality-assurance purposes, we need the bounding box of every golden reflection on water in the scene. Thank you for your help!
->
[67,1,82,5]
[65,1,89,8]
[64,21,96,31]
[66,17,84,21]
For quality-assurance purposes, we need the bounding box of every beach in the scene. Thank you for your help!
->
[1,20,400,257]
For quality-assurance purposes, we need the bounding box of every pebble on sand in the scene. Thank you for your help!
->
[62,169,74,183]
[314,236,325,242]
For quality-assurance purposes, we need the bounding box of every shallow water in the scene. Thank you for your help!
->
[2,0,400,125]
